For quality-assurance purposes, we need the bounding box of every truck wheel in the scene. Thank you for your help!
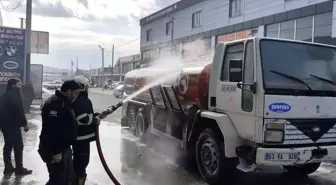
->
[196,128,236,185]
[284,163,320,175]
[135,110,148,142]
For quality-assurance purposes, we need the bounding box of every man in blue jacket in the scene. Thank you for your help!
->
[39,80,81,185]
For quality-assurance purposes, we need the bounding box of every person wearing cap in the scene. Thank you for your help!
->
[72,75,103,185]
[0,77,32,175]
[38,80,81,185]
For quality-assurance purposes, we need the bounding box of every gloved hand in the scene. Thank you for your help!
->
[51,153,62,163]
[99,114,107,119]
[23,125,29,132]
[96,117,101,125]
[93,112,100,117]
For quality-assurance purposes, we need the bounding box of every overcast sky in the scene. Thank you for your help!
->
[0,0,179,70]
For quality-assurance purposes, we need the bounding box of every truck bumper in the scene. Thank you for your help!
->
[256,145,336,165]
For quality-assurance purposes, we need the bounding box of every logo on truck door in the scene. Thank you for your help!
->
[269,103,291,113]
[178,74,188,94]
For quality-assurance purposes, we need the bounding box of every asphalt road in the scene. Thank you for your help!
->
[1,89,336,184]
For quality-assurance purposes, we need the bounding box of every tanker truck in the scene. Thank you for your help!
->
[121,37,336,184]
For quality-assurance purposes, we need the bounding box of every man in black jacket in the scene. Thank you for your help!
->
[0,78,32,175]
[72,76,102,185]
[39,80,81,185]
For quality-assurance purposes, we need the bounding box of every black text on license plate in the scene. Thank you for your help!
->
[265,152,299,160]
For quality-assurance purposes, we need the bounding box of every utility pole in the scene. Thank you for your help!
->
[98,45,105,86]
[111,45,114,82]
[25,0,32,83]
[70,60,74,77]
[19,18,25,29]
[89,64,92,79]
[76,58,78,75]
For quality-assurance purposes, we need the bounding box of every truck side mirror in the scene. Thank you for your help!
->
[237,81,256,93]
[228,59,242,82]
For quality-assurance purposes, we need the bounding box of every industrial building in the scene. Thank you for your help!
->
[90,54,141,86]
[140,0,335,61]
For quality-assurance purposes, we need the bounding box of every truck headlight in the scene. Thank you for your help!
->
[264,130,284,143]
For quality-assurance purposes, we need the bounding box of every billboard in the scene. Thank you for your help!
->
[0,26,26,85]
[31,30,49,54]
[30,64,43,99]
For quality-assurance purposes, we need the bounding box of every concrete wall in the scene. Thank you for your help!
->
[141,0,329,49]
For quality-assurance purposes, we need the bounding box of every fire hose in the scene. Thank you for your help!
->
[95,101,124,185]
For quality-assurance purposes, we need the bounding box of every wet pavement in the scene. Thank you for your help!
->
[2,91,336,184]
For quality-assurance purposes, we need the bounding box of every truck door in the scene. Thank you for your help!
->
[216,40,257,140]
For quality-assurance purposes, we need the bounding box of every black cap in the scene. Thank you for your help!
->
[60,80,81,92]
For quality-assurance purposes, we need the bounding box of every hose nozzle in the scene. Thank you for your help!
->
[107,101,123,112]
[99,101,124,118]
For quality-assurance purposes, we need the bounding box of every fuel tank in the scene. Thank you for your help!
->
[123,60,212,108]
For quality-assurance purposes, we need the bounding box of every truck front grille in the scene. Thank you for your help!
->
[284,119,336,145]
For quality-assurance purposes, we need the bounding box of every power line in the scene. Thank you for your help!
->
[104,37,140,53]
[115,37,139,48]
[0,0,24,12]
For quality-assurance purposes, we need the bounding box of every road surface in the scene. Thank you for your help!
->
[1,88,336,184]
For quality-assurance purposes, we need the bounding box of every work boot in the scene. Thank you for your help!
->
[3,166,15,174]
[15,167,32,175]
[74,177,86,185]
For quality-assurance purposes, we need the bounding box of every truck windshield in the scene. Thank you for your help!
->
[260,39,336,94]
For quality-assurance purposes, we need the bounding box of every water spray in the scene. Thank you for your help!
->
[95,101,124,185]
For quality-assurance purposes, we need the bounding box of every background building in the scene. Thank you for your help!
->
[89,54,141,86]
[140,0,335,61]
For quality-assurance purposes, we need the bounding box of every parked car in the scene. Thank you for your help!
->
[111,81,124,89]
[113,85,124,98]
[41,87,54,109]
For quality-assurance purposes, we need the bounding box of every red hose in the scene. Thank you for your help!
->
[95,124,122,185]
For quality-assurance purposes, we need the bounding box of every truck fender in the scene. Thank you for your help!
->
[200,111,243,158]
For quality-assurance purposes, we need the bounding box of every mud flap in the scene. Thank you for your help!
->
[121,117,129,127]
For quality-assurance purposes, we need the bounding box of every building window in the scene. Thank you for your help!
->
[314,12,332,45]
[279,20,295,40]
[192,11,201,28]
[146,29,153,41]
[266,23,279,38]
[166,21,172,35]
[265,12,332,45]
[229,0,242,17]
[296,16,313,42]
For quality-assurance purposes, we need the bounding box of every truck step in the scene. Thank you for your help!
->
[236,158,256,172]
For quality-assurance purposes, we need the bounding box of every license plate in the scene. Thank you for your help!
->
[265,152,300,161]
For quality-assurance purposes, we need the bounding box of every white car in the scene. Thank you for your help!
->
[112,81,124,89]
[113,85,124,98]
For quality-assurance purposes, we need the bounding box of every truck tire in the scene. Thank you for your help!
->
[284,163,320,175]
[135,109,149,142]
[196,128,236,185]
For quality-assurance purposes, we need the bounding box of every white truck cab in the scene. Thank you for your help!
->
[122,37,336,184]
[207,37,336,172]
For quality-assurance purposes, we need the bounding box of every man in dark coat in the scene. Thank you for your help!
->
[39,80,81,185]
[72,76,102,185]
[0,78,33,175]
